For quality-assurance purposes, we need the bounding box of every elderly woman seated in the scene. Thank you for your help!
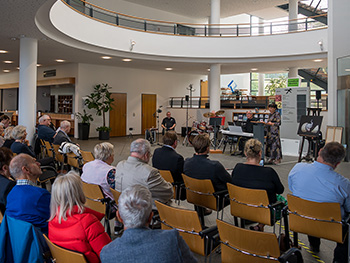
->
[81,142,115,201]
[2,126,14,149]
[10,125,36,157]
[49,171,111,263]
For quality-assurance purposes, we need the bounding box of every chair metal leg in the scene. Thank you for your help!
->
[195,205,205,227]
[293,232,298,248]
[240,218,245,228]
[234,216,239,227]
[283,208,291,250]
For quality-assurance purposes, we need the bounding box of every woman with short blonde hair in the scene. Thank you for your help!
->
[49,171,111,263]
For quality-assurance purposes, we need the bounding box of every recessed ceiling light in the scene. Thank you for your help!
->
[207,69,210,71]
[102,56,112,60]
[3,70,10,73]
[0,50,8,54]
[165,68,173,71]
[122,58,132,62]
[313,59,323,62]
[55,59,65,63]
[345,69,350,72]
[37,64,42,67]
[4,60,13,64]
[16,67,20,70]
[251,68,258,71]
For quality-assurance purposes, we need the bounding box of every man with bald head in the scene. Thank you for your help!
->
[115,139,173,208]
[53,120,72,145]
[6,154,51,233]
[37,115,56,143]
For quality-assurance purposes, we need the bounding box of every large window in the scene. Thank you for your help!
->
[250,72,259,95]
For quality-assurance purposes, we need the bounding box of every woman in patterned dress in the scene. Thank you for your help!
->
[265,103,282,164]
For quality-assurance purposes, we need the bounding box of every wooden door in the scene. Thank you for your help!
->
[141,94,156,135]
[110,93,127,137]
[200,80,208,108]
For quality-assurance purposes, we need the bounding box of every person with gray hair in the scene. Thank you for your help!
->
[5,154,51,234]
[10,125,36,157]
[115,138,173,208]
[49,171,111,263]
[82,142,116,200]
[53,120,72,145]
[288,142,350,260]
[100,185,197,263]
[37,114,55,143]
[2,126,15,149]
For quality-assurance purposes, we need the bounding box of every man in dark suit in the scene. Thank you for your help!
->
[53,120,72,145]
[152,131,184,183]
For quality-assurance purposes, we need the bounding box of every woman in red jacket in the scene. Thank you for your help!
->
[49,171,111,263]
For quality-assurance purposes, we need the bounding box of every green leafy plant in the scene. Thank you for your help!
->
[75,109,93,124]
[85,83,114,131]
[265,76,287,96]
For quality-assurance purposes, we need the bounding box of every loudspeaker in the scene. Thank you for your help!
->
[185,95,189,101]
[316,90,321,100]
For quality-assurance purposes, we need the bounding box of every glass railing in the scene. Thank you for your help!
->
[63,0,327,37]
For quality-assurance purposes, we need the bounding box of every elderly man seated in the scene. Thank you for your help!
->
[116,139,173,208]
[53,120,72,145]
[6,154,51,234]
[37,115,55,143]
[100,185,197,263]
[289,142,350,262]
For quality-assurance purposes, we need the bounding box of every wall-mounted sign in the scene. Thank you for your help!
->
[287,78,301,87]
[43,69,56,78]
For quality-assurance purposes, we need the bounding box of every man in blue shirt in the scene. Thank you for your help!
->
[37,115,56,143]
[6,154,51,234]
[289,142,349,262]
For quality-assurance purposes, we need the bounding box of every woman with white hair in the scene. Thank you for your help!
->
[10,125,35,157]
[49,171,111,263]
[2,126,14,149]
[81,142,115,200]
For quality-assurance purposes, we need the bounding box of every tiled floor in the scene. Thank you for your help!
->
[73,134,349,263]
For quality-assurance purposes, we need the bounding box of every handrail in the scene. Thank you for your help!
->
[63,0,327,37]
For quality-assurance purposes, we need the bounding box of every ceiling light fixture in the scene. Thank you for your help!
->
[207,69,210,71]
[251,68,258,71]
[345,69,350,72]
[3,70,10,73]
[37,64,42,67]
[16,67,20,70]
[55,59,65,63]
[165,68,173,71]
[102,56,111,60]
[313,59,323,62]
[130,40,136,51]
[0,50,8,54]
[4,60,13,64]
[318,40,324,51]
[122,58,132,62]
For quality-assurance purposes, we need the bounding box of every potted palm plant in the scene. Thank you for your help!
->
[75,109,93,140]
[85,83,114,140]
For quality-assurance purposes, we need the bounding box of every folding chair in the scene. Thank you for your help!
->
[155,200,218,262]
[52,144,65,171]
[182,173,227,226]
[43,235,87,263]
[216,219,303,263]
[287,194,350,259]
[159,170,181,201]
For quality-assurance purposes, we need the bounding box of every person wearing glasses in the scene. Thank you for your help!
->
[115,139,173,209]
[37,115,56,143]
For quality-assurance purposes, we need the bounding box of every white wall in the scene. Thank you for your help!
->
[76,63,205,138]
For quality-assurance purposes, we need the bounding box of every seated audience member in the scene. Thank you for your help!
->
[82,142,115,201]
[152,131,184,183]
[2,126,14,149]
[0,147,15,215]
[184,134,231,192]
[289,142,349,261]
[100,185,197,263]
[231,138,284,231]
[0,115,10,128]
[10,125,36,157]
[116,139,173,208]
[6,154,51,234]
[0,124,4,147]
[49,171,111,263]
[37,115,55,143]
[53,120,72,145]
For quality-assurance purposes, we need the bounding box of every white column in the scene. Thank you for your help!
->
[209,64,221,112]
[289,0,298,32]
[258,73,265,96]
[19,37,37,143]
[209,0,220,35]
[288,67,298,78]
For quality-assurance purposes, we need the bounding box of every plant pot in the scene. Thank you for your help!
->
[78,123,90,140]
[99,130,110,140]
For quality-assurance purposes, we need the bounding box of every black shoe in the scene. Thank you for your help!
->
[204,208,213,216]
[310,244,320,253]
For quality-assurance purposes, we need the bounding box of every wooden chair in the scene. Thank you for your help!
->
[43,140,54,158]
[216,219,303,263]
[155,200,218,260]
[227,183,286,232]
[43,235,87,263]
[287,194,349,249]
[37,166,57,189]
[67,152,82,172]
[159,170,177,200]
[80,151,94,165]
[182,173,227,226]
[52,144,65,170]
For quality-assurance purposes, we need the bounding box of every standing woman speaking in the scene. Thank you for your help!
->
[265,103,282,165]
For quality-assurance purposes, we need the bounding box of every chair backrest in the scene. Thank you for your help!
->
[159,170,176,199]
[43,235,87,263]
[182,173,217,210]
[43,141,54,158]
[52,144,65,164]
[110,188,121,205]
[287,194,343,243]
[217,219,280,263]
[67,153,80,169]
[80,151,94,164]
[155,201,206,256]
[227,183,272,226]
[81,181,106,214]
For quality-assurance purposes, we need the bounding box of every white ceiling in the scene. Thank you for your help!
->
[0,0,327,78]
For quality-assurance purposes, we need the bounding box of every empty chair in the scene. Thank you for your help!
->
[216,219,303,263]
[155,200,218,260]
[44,234,87,263]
